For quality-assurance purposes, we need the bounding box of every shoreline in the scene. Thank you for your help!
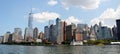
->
[1,43,119,46]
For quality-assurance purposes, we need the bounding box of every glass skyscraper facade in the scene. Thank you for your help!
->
[44,26,49,39]
[24,12,33,41]
[33,27,38,39]
[14,28,22,36]
[28,12,33,38]
[116,19,120,40]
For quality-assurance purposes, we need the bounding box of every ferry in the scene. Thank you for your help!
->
[110,42,120,45]
[70,40,83,46]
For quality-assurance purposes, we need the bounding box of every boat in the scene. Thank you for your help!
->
[70,40,83,46]
[110,42,120,45]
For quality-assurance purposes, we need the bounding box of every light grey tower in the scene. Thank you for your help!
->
[28,11,33,38]
[28,12,33,29]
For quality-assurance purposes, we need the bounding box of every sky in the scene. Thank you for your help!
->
[0,0,120,36]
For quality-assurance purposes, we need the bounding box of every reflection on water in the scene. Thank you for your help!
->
[0,44,120,54]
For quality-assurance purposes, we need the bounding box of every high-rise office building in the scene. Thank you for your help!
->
[3,32,11,43]
[49,24,54,42]
[57,21,64,44]
[14,28,22,36]
[28,12,33,30]
[55,18,63,43]
[23,11,33,41]
[49,25,57,43]
[38,32,44,39]
[48,24,57,43]
[89,26,97,40]
[112,26,117,40]
[100,26,112,39]
[93,24,99,40]
[33,27,38,39]
[94,22,113,40]
[77,24,89,40]
[75,26,83,41]
[66,23,76,42]
[0,36,3,43]
[8,34,13,42]
[44,26,49,39]
[56,18,61,37]
[116,19,120,40]
[97,22,103,40]
[53,25,57,43]
[11,33,17,42]
[28,11,33,38]
[24,27,32,41]
[63,21,67,41]
[14,28,22,40]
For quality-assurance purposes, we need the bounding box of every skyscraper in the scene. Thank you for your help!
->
[63,21,67,41]
[24,11,33,42]
[66,23,76,42]
[56,18,61,38]
[33,27,38,39]
[8,34,13,42]
[38,32,44,39]
[116,19,120,40]
[13,28,23,42]
[49,24,54,42]
[28,11,33,38]
[3,32,11,43]
[97,22,103,40]
[75,25,83,41]
[28,11,33,29]
[100,26,112,39]
[56,18,62,43]
[57,21,64,43]
[112,26,117,40]
[14,28,22,36]
[24,27,32,41]
[93,24,99,40]
[0,36,3,43]
[77,24,89,40]
[94,22,112,40]
[89,26,97,40]
[44,26,49,39]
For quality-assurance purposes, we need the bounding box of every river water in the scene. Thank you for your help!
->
[0,44,120,54]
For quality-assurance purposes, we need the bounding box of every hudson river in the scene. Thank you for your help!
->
[0,44,120,54]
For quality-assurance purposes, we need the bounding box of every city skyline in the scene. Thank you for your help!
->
[0,0,120,35]
[1,17,116,44]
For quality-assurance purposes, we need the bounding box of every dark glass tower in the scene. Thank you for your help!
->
[33,27,38,39]
[116,19,120,40]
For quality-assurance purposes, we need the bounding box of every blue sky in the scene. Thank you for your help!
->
[0,0,120,36]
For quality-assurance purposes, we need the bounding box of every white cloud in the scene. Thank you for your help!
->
[62,0,102,10]
[65,16,82,25]
[48,0,58,6]
[33,12,60,23]
[90,6,120,28]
